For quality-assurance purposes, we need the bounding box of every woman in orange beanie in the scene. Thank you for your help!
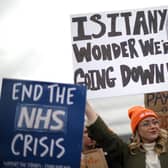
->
[85,102,168,168]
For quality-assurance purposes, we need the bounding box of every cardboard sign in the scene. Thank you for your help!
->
[81,148,108,168]
[0,78,86,168]
[144,91,168,112]
[144,91,168,130]
[71,6,168,98]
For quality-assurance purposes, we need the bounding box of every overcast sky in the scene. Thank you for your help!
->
[0,0,167,83]
[0,0,167,135]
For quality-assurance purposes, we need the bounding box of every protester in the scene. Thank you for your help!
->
[82,126,121,168]
[82,127,97,152]
[85,101,168,168]
[80,126,110,168]
[80,127,97,168]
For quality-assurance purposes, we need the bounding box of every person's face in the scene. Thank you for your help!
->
[137,116,160,143]
[83,128,96,151]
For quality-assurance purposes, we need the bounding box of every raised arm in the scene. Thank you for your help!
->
[85,101,126,163]
[85,101,98,125]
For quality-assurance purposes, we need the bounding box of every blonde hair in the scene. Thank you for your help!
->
[128,128,168,155]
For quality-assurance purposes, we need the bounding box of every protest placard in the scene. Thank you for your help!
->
[81,148,108,168]
[0,78,86,168]
[71,6,168,98]
[144,91,168,130]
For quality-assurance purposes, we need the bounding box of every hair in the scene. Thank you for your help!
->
[128,128,168,155]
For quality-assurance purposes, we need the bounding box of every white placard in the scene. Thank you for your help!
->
[71,6,168,98]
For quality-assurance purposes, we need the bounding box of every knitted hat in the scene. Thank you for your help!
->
[128,106,158,133]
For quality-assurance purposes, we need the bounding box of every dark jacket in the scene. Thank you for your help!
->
[87,116,168,168]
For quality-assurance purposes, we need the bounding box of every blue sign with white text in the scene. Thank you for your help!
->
[0,78,86,168]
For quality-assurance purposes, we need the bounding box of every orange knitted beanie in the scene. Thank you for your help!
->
[128,106,158,133]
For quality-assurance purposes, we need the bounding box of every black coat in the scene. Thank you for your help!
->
[87,116,168,168]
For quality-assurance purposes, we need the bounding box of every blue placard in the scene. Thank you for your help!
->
[0,78,86,168]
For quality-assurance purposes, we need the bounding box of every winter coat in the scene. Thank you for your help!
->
[87,116,168,168]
